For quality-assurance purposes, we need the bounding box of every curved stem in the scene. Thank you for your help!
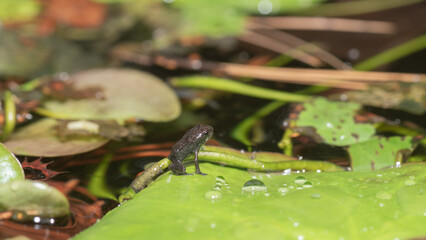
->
[354,33,426,71]
[1,91,16,141]
[171,76,311,102]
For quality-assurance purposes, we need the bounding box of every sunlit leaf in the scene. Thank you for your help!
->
[0,0,40,22]
[162,0,326,37]
[0,143,24,184]
[40,68,181,122]
[4,118,108,157]
[348,136,419,171]
[0,180,69,219]
[290,97,375,146]
[73,163,426,240]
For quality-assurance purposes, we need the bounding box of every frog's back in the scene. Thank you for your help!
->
[168,124,213,162]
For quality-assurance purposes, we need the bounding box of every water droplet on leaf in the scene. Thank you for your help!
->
[241,179,267,194]
[294,176,307,185]
[216,176,226,183]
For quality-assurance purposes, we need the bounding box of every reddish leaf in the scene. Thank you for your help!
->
[21,158,64,180]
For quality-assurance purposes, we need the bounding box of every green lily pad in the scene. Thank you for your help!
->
[291,97,375,146]
[40,68,181,122]
[0,180,69,219]
[348,136,418,171]
[0,143,24,184]
[73,163,426,240]
[4,118,108,157]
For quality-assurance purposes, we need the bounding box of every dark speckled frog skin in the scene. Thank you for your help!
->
[168,124,214,175]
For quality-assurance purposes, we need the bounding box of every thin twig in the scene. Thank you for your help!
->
[244,22,350,69]
[249,17,396,34]
[239,30,323,68]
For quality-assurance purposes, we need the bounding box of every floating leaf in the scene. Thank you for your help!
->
[290,97,375,146]
[0,180,69,219]
[4,118,108,157]
[0,143,24,184]
[333,82,426,115]
[348,136,419,171]
[73,163,426,240]
[56,120,145,141]
[40,68,181,122]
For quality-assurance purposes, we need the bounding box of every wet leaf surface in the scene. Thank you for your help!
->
[73,163,426,240]
[290,97,375,146]
[4,118,108,157]
[41,68,181,122]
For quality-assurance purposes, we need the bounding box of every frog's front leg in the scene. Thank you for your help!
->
[194,148,206,175]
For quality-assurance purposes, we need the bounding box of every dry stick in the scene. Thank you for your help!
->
[239,30,323,68]
[216,62,425,83]
[244,22,350,70]
[249,17,396,34]
[213,63,367,90]
[112,52,425,90]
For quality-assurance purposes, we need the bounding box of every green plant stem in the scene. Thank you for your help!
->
[231,101,285,151]
[171,76,311,102]
[119,158,172,203]
[1,91,16,141]
[193,149,344,172]
[19,77,43,91]
[354,34,426,71]
[88,153,117,200]
[279,128,294,156]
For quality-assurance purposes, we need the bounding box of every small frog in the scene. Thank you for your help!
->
[168,124,214,175]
